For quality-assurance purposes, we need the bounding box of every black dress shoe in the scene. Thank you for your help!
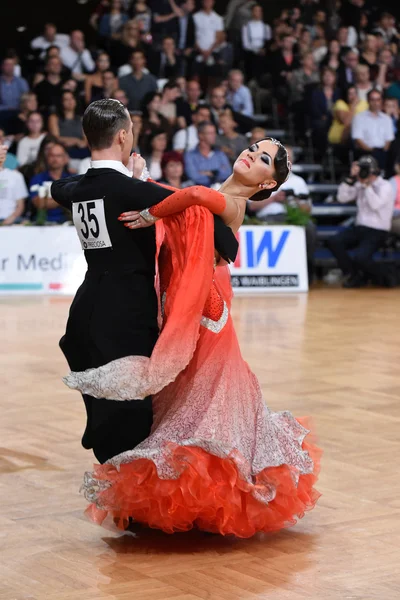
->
[343,273,368,288]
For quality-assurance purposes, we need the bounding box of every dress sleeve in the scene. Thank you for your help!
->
[147,186,226,219]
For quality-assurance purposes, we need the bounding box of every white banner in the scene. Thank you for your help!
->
[0,225,307,295]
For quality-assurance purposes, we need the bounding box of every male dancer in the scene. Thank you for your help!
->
[52,99,237,464]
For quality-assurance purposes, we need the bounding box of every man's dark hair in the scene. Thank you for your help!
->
[197,121,215,135]
[163,79,180,91]
[367,88,382,102]
[193,103,211,114]
[249,138,290,201]
[82,99,130,150]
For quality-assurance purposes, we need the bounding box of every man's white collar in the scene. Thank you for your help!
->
[90,160,132,177]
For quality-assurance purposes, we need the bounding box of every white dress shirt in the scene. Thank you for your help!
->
[0,168,29,219]
[90,160,132,177]
[173,125,199,152]
[241,20,271,52]
[60,46,95,74]
[351,111,395,149]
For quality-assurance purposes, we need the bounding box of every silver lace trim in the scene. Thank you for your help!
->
[201,301,228,333]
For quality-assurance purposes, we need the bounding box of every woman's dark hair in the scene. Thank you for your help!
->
[82,98,131,150]
[249,138,290,201]
[149,128,168,148]
[343,84,357,101]
[140,91,162,119]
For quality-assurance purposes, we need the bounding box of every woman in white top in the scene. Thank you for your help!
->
[242,4,271,81]
[16,111,47,167]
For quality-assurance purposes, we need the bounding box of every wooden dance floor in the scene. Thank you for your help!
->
[1,288,400,600]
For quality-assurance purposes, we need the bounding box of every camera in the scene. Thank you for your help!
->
[356,156,380,180]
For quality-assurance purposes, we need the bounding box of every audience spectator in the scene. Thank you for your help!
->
[149,36,184,80]
[91,70,118,102]
[386,80,400,103]
[158,79,180,126]
[60,30,95,81]
[226,69,254,117]
[354,64,377,102]
[248,126,266,145]
[359,34,379,79]
[376,48,398,90]
[193,0,225,77]
[33,45,72,87]
[141,91,171,142]
[241,4,271,81]
[215,109,247,164]
[326,155,396,287]
[309,66,340,153]
[176,0,196,68]
[111,87,130,107]
[383,97,399,136]
[118,50,157,110]
[34,56,65,115]
[337,24,357,52]
[0,57,29,116]
[16,111,47,167]
[29,142,71,223]
[84,52,112,105]
[269,34,300,105]
[7,92,38,141]
[48,90,88,164]
[209,84,253,135]
[109,19,146,67]
[0,129,18,169]
[390,158,400,235]
[289,52,320,135]
[0,144,28,224]
[130,110,143,153]
[131,0,152,35]
[328,84,368,146]
[372,12,399,45]
[184,121,231,186]
[143,129,168,180]
[98,0,129,41]
[352,89,395,170]
[31,23,70,59]
[320,39,341,71]
[176,78,203,128]
[151,0,182,47]
[159,150,192,188]
[337,49,359,94]
[173,103,211,152]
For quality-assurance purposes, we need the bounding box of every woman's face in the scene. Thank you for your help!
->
[233,140,280,190]
[330,40,340,55]
[149,95,161,112]
[365,35,377,52]
[97,53,110,72]
[347,87,357,103]
[322,70,336,86]
[63,92,76,110]
[25,95,38,112]
[27,113,43,134]
[165,160,183,179]
[152,133,167,152]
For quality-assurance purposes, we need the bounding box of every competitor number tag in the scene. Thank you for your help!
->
[72,199,112,250]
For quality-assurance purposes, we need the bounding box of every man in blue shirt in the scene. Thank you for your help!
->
[184,121,231,186]
[0,57,29,115]
[226,69,254,117]
[29,142,71,223]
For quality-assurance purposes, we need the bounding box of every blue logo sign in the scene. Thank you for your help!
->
[245,230,290,267]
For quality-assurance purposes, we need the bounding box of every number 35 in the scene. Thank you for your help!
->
[77,202,100,239]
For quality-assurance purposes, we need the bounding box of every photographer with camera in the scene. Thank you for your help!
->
[326,155,396,288]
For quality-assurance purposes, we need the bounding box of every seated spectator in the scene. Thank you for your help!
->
[184,121,231,186]
[118,50,157,111]
[0,129,18,169]
[48,90,89,164]
[289,52,320,136]
[309,66,340,153]
[376,48,398,91]
[226,69,254,117]
[159,151,192,188]
[140,91,171,144]
[33,45,72,86]
[98,0,129,41]
[326,156,396,287]
[215,109,247,164]
[130,110,143,153]
[90,70,118,102]
[143,129,168,181]
[248,126,266,145]
[386,80,400,103]
[297,28,313,57]
[372,12,399,45]
[158,79,180,126]
[84,52,111,105]
[312,26,329,65]
[337,24,357,52]
[148,36,184,79]
[0,57,29,129]
[337,49,359,94]
[131,0,152,35]
[0,144,28,225]
[173,103,211,152]
[209,85,253,135]
[111,87,130,107]
[355,64,379,102]
[320,39,341,71]
[16,111,47,168]
[109,19,146,68]
[7,92,38,142]
[359,34,379,80]
[309,9,327,40]
[383,97,399,136]
[352,89,395,170]
[328,84,368,146]
[247,145,317,283]
[34,56,66,116]
[241,3,272,82]
[60,30,95,82]
[151,0,181,48]
[29,142,71,223]
[176,0,196,72]
[31,23,70,60]
[390,158,400,235]
[175,78,203,128]
[192,0,225,79]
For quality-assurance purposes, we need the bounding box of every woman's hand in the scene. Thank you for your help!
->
[118,210,154,229]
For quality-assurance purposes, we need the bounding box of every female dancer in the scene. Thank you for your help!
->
[64,139,321,538]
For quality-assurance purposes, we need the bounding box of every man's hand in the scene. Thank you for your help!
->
[128,153,146,179]
[118,210,154,229]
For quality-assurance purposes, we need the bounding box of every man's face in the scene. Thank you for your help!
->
[187,81,201,101]
[113,90,128,106]
[47,57,62,75]
[193,108,211,125]
[345,52,358,69]
[71,31,85,50]
[163,38,175,53]
[229,72,242,91]
[45,24,56,41]
[369,93,382,112]
[384,99,397,115]
[202,0,214,10]
[200,125,216,146]
[2,59,15,77]
[131,52,146,71]
[47,145,68,170]
[211,88,226,109]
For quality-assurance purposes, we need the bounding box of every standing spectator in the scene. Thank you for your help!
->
[326,156,396,288]
[16,111,47,168]
[354,64,376,102]
[0,57,29,115]
[215,109,247,164]
[309,67,340,153]
[177,0,196,72]
[193,0,225,76]
[151,0,182,47]
[176,78,203,128]
[109,19,145,68]
[143,129,168,181]
[98,0,129,41]
[31,23,70,59]
[289,52,320,136]
[148,36,184,79]
[29,142,71,223]
[34,56,66,115]
[0,144,28,224]
[337,49,359,94]
[173,103,211,152]
[328,84,368,146]
[269,35,300,105]
[48,90,89,164]
[118,50,157,111]
[159,150,192,188]
[84,52,111,105]
[60,30,95,81]
[226,69,254,117]
[131,0,152,34]
[184,121,231,186]
[352,89,395,170]
[241,4,272,82]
